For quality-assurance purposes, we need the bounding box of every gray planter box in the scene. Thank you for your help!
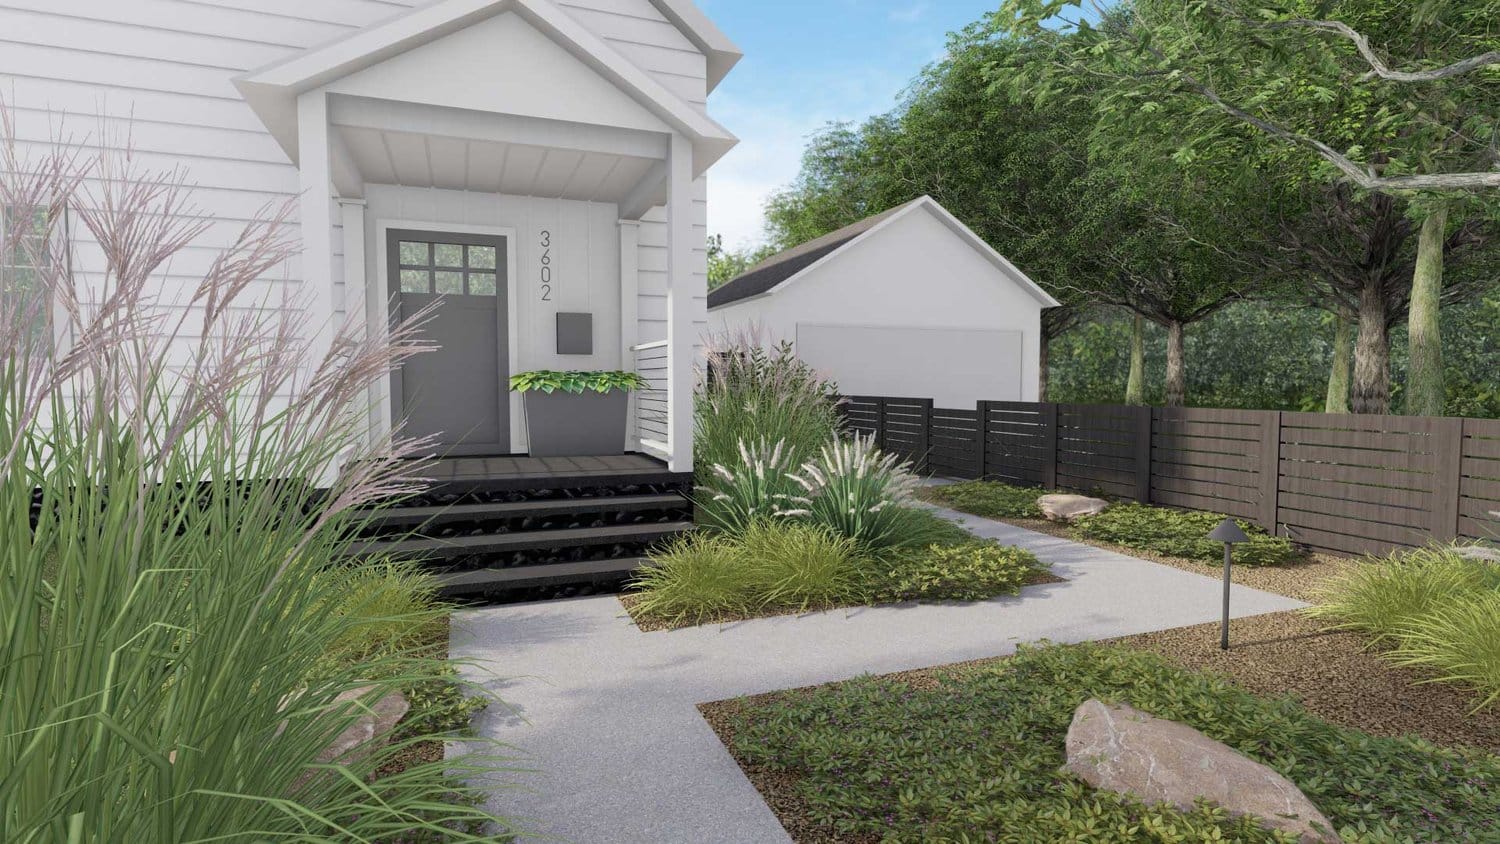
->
[522,389,630,457]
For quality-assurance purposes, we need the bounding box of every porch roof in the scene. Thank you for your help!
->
[233,0,737,187]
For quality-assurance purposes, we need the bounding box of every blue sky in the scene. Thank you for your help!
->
[699,0,1001,249]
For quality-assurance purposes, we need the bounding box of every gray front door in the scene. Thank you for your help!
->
[388,230,509,456]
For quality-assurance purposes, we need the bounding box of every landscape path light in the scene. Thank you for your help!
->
[1208,517,1250,651]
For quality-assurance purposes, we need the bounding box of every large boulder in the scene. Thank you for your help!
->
[1064,699,1337,843]
[316,686,411,766]
[1038,493,1109,522]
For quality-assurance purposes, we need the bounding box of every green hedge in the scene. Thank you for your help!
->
[727,643,1500,842]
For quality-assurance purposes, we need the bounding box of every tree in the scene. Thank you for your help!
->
[993,0,1500,413]
[707,234,766,289]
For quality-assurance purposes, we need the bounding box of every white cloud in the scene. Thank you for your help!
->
[890,3,929,23]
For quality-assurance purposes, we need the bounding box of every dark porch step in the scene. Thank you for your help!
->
[357,493,688,530]
[436,557,651,596]
[349,521,694,559]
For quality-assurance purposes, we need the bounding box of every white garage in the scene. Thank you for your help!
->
[708,196,1058,408]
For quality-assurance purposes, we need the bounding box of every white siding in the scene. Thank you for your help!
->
[633,175,708,349]
[710,208,1048,405]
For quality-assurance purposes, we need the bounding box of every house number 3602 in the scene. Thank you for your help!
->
[538,230,553,302]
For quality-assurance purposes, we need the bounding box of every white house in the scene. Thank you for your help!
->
[0,0,741,474]
[708,197,1059,408]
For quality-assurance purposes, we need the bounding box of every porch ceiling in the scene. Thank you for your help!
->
[336,125,658,202]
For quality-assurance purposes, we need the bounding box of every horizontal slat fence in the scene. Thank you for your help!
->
[841,396,1500,557]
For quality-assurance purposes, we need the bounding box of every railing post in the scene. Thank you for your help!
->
[1040,402,1058,490]
[1431,417,1465,542]
[1257,410,1282,534]
[975,400,992,479]
[918,398,933,474]
[1134,405,1153,503]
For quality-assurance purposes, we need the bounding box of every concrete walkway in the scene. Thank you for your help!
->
[450,506,1306,843]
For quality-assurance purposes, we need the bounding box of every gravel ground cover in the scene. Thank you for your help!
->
[954,512,1354,602]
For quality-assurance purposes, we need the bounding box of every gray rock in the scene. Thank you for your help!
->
[316,686,410,766]
[1038,493,1109,522]
[1064,699,1337,843]
[1454,543,1500,564]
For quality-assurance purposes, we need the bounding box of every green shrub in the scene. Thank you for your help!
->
[1309,547,1498,643]
[920,480,1045,519]
[695,437,806,534]
[787,434,922,550]
[311,561,446,666]
[400,665,491,740]
[738,521,861,611]
[1073,502,1302,566]
[1392,588,1500,711]
[695,337,841,479]
[726,643,1500,842]
[871,542,1044,602]
[629,531,752,626]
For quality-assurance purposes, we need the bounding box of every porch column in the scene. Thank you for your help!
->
[618,219,640,452]
[296,90,336,377]
[339,198,373,447]
[664,133,695,473]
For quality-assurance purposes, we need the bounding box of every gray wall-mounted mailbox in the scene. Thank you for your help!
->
[556,312,593,355]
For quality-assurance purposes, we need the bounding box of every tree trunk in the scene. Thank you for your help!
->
[1125,314,1146,405]
[1324,312,1353,414]
[1405,205,1447,417]
[1350,280,1391,414]
[1164,320,1186,408]
[1038,334,1050,402]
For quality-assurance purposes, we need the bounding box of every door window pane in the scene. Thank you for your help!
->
[399,241,428,266]
[400,269,430,293]
[467,245,497,270]
[468,272,497,296]
[434,243,464,268]
[434,271,464,295]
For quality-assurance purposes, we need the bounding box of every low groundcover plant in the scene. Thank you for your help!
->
[1073,502,1302,566]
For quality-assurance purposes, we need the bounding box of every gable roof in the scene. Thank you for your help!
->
[234,0,737,174]
[648,0,742,91]
[708,196,1061,310]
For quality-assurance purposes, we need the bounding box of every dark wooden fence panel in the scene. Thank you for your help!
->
[1276,412,1445,557]
[839,393,1497,558]
[929,407,982,479]
[1150,407,1268,525]
[1055,403,1147,500]
[983,401,1051,487]
[1460,417,1500,542]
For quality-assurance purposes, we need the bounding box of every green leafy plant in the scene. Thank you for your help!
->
[400,665,491,739]
[919,480,1047,519]
[1073,502,1302,566]
[787,433,923,550]
[870,542,1045,602]
[508,369,649,394]
[0,144,513,838]
[723,643,1500,842]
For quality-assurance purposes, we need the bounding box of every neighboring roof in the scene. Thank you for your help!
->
[708,196,1061,310]
[234,0,737,175]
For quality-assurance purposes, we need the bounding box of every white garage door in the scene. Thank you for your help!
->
[795,323,1023,408]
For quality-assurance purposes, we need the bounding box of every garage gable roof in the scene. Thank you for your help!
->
[708,196,1060,310]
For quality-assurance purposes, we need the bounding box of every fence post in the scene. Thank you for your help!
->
[1257,411,1282,534]
[1040,403,1058,489]
[1431,417,1465,542]
[873,398,887,451]
[1133,405,1153,503]
[975,400,992,479]
[917,398,933,475]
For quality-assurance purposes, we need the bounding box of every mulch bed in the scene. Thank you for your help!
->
[976,514,1356,602]
[619,568,1065,633]
[1104,610,1500,754]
